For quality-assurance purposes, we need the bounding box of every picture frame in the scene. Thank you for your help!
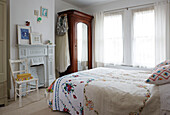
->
[40,6,48,18]
[30,33,42,45]
[17,25,31,45]
[34,10,39,16]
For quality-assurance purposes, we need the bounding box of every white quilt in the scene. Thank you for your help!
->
[48,67,161,115]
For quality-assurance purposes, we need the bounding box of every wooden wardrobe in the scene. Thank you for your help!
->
[58,10,93,76]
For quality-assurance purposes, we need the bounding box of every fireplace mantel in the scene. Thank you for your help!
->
[17,44,55,87]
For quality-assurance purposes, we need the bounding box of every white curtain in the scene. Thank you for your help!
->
[94,12,123,67]
[132,1,170,67]
[155,1,170,65]
[94,12,105,67]
[104,12,123,65]
[132,7,155,68]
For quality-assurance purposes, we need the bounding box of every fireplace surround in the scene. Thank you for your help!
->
[18,44,55,87]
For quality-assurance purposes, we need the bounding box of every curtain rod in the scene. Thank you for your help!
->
[104,3,154,13]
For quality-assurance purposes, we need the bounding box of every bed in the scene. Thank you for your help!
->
[46,67,169,115]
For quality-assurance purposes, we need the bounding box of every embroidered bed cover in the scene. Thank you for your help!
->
[48,67,160,115]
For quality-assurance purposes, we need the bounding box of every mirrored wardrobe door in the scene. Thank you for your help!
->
[77,22,88,71]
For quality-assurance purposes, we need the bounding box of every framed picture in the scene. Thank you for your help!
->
[30,33,42,45]
[40,6,48,18]
[17,25,31,45]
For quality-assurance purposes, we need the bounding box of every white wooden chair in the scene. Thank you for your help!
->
[9,59,39,107]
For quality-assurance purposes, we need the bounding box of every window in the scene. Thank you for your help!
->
[132,8,155,67]
[104,12,123,64]
[103,7,156,68]
[95,2,169,68]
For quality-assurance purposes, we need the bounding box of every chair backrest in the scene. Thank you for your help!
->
[9,59,28,84]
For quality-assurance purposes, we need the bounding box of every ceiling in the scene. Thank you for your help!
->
[62,0,118,8]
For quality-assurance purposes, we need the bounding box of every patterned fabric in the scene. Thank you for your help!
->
[152,60,170,72]
[16,73,32,81]
[47,80,56,93]
[17,73,31,78]
[51,74,93,115]
[46,80,57,110]
[146,65,170,85]
[56,15,68,36]
[15,76,33,81]
[47,68,160,115]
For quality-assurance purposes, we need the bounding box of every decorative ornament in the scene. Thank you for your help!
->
[37,16,42,23]
[25,21,30,26]
[47,40,52,45]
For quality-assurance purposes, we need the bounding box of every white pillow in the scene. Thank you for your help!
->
[146,65,170,85]
[152,60,170,72]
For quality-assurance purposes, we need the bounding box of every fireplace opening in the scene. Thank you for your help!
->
[28,57,46,88]
[30,64,45,87]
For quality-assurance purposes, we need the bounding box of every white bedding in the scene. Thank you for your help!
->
[47,67,164,115]
[159,84,170,114]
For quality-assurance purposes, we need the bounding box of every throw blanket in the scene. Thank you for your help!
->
[48,67,160,115]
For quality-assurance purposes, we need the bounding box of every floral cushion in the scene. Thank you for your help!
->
[153,60,170,72]
[16,76,33,81]
[146,65,170,85]
[46,80,56,93]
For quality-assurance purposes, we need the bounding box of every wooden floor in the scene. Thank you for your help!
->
[0,88,70,115]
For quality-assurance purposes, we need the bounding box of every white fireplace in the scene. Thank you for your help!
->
[18,44,55,87]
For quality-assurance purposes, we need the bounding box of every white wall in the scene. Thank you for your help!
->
[10,0,55,59]
[55,0,80,13]
[82,0,163,14]
[9,0,55,98]
[9,0,80,64]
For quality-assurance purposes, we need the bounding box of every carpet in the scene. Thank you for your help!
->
[0,88,70,115]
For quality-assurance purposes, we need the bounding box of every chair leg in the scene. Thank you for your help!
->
[14,83,17,101]
[26,82,28,95]
[19,84,22,107]
[36,80,39,100]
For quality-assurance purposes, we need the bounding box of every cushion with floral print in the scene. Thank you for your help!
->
[152,60,170,72]
[46,80,56,93]
[146,65,170,85]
